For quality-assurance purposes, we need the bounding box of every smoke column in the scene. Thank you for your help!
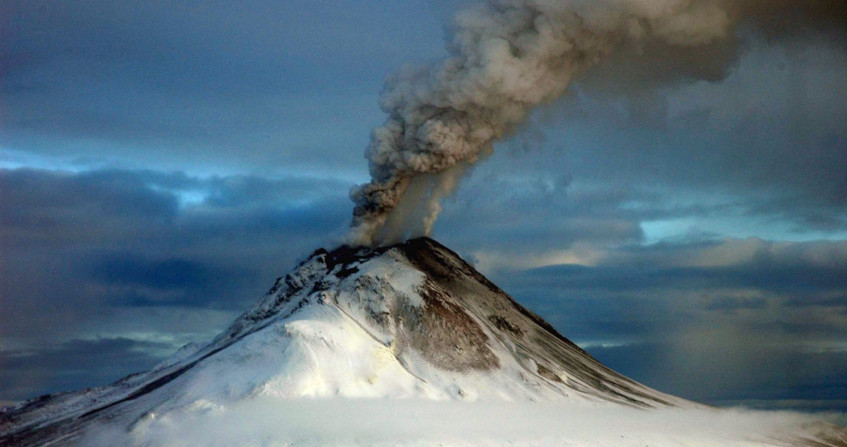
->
[347,0,846,247]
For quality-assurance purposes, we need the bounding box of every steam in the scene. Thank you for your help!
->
[348,0,846,246]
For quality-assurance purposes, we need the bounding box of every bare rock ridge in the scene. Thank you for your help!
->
[3,237,845,446]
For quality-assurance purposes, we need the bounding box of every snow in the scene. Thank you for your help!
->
[82,398,843,447]
[349,255,427,308]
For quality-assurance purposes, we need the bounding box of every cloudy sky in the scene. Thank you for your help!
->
[1,0,846,413]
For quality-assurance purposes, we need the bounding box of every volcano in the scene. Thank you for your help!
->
[2,238,846,446]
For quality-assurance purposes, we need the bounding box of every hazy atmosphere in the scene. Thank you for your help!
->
[2,0,846,416]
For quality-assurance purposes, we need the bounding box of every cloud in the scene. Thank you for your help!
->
[784,295,847,312]
[589,342,847,410]
[2,166,846,411]
[0,169,178,246]
[87,255,243,308]
[0,167,350,399]
[482,237,847,411]
[0,1,450,174]
[504,31,847,241]
[432,170,648,263]
[704,295,768,313]
[0,337,168,401]
[498,237,847,314]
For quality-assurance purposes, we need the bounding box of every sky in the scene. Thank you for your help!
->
[1,0,846,414]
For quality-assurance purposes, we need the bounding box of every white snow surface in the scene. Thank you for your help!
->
[3,239,846,447]
[85,399,844,447]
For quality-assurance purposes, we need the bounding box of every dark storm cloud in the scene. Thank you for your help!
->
[704,296,768,313]
[518,30,847,237]
[435,169,648,255]
[491,266,678,344]
[88,255,245,308]
[93,257,215,290]
[0,165,356,402]
[572,0,847,106]
[488,236,847,411]
[199,175,345,208]
[486,237,847,344]
[0,338,169,402]
[784,294,847,312]
[589,343,847,411]
[432,156,792,261]
[517,257,847,296]
[0,1,447,172]
[749,194,847,234]
[433,135,847,279]
[0,170,179,255]
[729,0,847,40]
[0,167,349,344]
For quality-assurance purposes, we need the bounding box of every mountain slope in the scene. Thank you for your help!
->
[1,237,845,447]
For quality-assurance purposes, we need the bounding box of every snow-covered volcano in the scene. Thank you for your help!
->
[2,238,846,446]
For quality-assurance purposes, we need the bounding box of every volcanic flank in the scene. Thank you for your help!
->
[2,238,846,446]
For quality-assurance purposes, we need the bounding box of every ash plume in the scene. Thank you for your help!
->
[348,0,846,247]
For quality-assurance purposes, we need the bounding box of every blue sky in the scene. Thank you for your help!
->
[1,0,846,412]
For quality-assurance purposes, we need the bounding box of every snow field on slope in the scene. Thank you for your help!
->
[148,297,585,410]
[156,304,433,407]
